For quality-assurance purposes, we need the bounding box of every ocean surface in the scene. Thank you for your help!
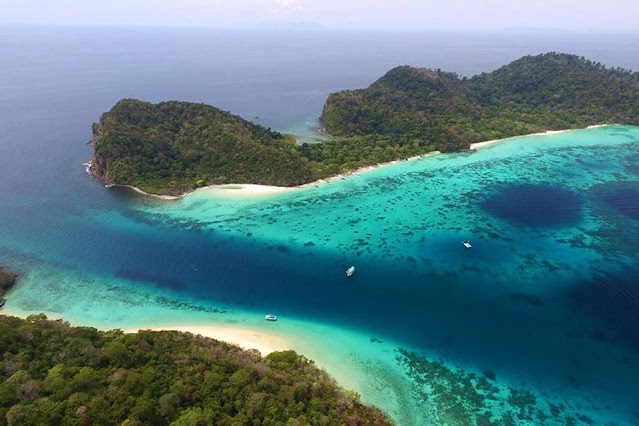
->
[1,25,639,425]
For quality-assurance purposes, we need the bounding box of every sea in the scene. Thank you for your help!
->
[1,25,638,425]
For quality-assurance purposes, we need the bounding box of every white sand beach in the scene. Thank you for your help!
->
[110,125,612,200]
[469,125,611,150]
[123,324,291,355]
[0,304,290,356]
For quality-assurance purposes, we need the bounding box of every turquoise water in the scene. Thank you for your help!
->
[2,26,639,424]
[4,126,639,424]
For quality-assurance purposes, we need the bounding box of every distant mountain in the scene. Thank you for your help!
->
[321,53,639,152]
[254,20,325,30]
[501,26,569,32]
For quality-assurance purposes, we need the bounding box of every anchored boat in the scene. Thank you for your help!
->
[265,314,277,321]
[346,266,356,277]
[462,241,472,249]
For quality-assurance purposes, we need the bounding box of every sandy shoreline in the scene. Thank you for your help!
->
[468,124,610,150]
[101,124,612,200]
[123,324,291,355]
[0,307,356,390]
[1,308,289,356]
[109,151,444,200]
[119,183,292,200]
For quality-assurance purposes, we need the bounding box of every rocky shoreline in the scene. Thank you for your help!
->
[0,266,18,307]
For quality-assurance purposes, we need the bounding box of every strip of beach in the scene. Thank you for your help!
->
[113,124,612,200]
[0,306,289,356]
[123,324,289,356]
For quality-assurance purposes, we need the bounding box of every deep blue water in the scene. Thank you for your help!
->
[1,25,639,424]
[481,183,584,227]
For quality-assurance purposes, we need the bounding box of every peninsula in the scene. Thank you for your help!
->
[0,314,391,425]
[90,53,639,196]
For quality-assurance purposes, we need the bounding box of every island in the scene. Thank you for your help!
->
[0,267,17,307]
[89,53,639,196]
[0,314,391,425]
[90,100,318,196]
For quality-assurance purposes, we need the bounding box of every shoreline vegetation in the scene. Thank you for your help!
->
[0,314,391,425]
[1,307,289,357]
[122,324,290,356]
[0,305,357,393]
[1,304,361,402]
[89,53,638,197]
[94,124,610,200]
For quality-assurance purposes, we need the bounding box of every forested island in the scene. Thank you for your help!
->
[90,100,317,195]
[0,315,391,425]
[90,53,639,196]
[320,52,639,152]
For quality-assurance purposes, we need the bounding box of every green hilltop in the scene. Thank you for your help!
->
[321,52,639,152]
[90,100,317,195]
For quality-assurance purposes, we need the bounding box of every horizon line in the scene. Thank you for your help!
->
[2,21,639,35]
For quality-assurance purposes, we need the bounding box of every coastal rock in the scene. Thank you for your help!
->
[0,266,18,304]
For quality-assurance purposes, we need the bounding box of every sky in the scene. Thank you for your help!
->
[1,0,638,32]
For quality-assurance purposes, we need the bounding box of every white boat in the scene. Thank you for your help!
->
[462,241,472,249]
[346,266,356,277]
[265,314,277,321]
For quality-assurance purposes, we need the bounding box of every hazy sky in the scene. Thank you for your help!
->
[1,0,637,32]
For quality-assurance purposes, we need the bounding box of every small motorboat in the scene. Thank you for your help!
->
[462,241,472,249]
[265,314,277,321]
[0,298,6,308]
[346,266,356,277]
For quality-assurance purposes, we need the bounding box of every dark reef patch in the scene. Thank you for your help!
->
[599,186,639,221]
[396,348,596,424]
[116,270,184,291]
[570,267,639,352]
[480,183,583,228]
[155,297,225,314]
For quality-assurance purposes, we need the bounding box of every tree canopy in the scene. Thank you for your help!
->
[0,315,391,426]
[91,100,317,195]
[90,54,639,195]
[321,53,639,152]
